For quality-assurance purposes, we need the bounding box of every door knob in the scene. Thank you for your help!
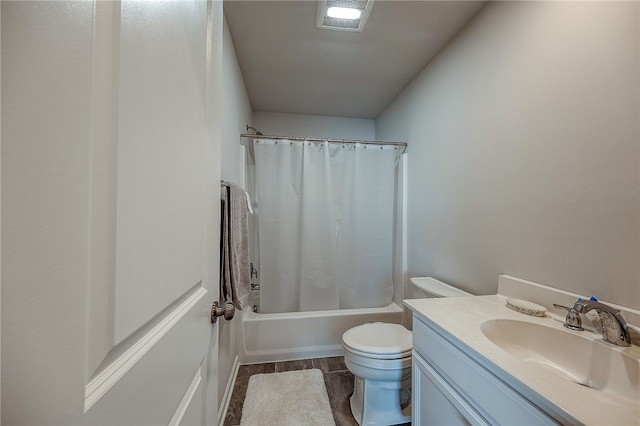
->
[211,301,235,323]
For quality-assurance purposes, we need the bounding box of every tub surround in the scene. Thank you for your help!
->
[405,275,640,425]
[238,291,403,364]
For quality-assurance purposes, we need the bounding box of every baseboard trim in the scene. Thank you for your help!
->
[218,355,240,426]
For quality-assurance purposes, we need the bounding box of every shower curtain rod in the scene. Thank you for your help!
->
[240,133,407,149]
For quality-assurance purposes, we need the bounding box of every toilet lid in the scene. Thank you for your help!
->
[342,323,412,358]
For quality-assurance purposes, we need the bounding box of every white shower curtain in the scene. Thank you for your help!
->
[253,138,400,313]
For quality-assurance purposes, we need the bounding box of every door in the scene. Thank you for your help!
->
[1,0,223,424]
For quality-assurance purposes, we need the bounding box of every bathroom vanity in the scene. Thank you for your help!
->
[411,316,555,425]
[405,275,640,425]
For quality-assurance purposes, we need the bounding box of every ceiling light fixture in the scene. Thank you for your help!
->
[327,7,362,20]
[316,0,375,32]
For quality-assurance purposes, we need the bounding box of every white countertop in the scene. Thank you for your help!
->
[405,294,640,426]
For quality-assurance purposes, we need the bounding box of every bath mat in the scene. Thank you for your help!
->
[240,369,336,426]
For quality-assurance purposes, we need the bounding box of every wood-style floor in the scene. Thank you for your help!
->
[223,356,359,426]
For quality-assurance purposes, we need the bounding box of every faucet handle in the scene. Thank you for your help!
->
[553,304,584,331]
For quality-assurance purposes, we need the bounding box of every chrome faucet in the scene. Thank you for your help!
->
[556,300,631,347]
[573,300,631,347]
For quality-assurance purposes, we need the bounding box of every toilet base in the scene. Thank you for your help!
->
[349,375,411,426]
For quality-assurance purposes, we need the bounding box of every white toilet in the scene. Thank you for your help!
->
[342,277,472,426]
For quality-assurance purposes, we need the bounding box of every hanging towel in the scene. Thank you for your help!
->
[221,181,251,309]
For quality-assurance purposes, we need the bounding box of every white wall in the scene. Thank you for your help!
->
[221,18,252,185]
[218,15,252,410]
[252,111,375,140]
[377,1,639,308]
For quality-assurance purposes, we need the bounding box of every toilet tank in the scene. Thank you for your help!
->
[410,277,472,299]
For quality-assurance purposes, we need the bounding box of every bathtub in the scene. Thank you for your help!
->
[237,291,404,364]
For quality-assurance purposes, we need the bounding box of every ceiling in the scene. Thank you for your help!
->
[224,1,486,119]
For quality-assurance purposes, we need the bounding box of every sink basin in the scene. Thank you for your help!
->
[481,319,639,401]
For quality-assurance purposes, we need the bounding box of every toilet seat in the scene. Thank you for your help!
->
[342,323,412,360]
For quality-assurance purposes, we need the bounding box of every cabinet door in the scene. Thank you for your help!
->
[413,351,489,426]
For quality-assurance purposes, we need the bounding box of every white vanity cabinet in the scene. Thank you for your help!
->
[411,315,558,425]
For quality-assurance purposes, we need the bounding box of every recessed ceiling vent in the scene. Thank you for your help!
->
[316,0,375,32]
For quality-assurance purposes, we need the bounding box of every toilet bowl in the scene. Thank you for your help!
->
[343,322,412,426]
[342,278,472,425]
